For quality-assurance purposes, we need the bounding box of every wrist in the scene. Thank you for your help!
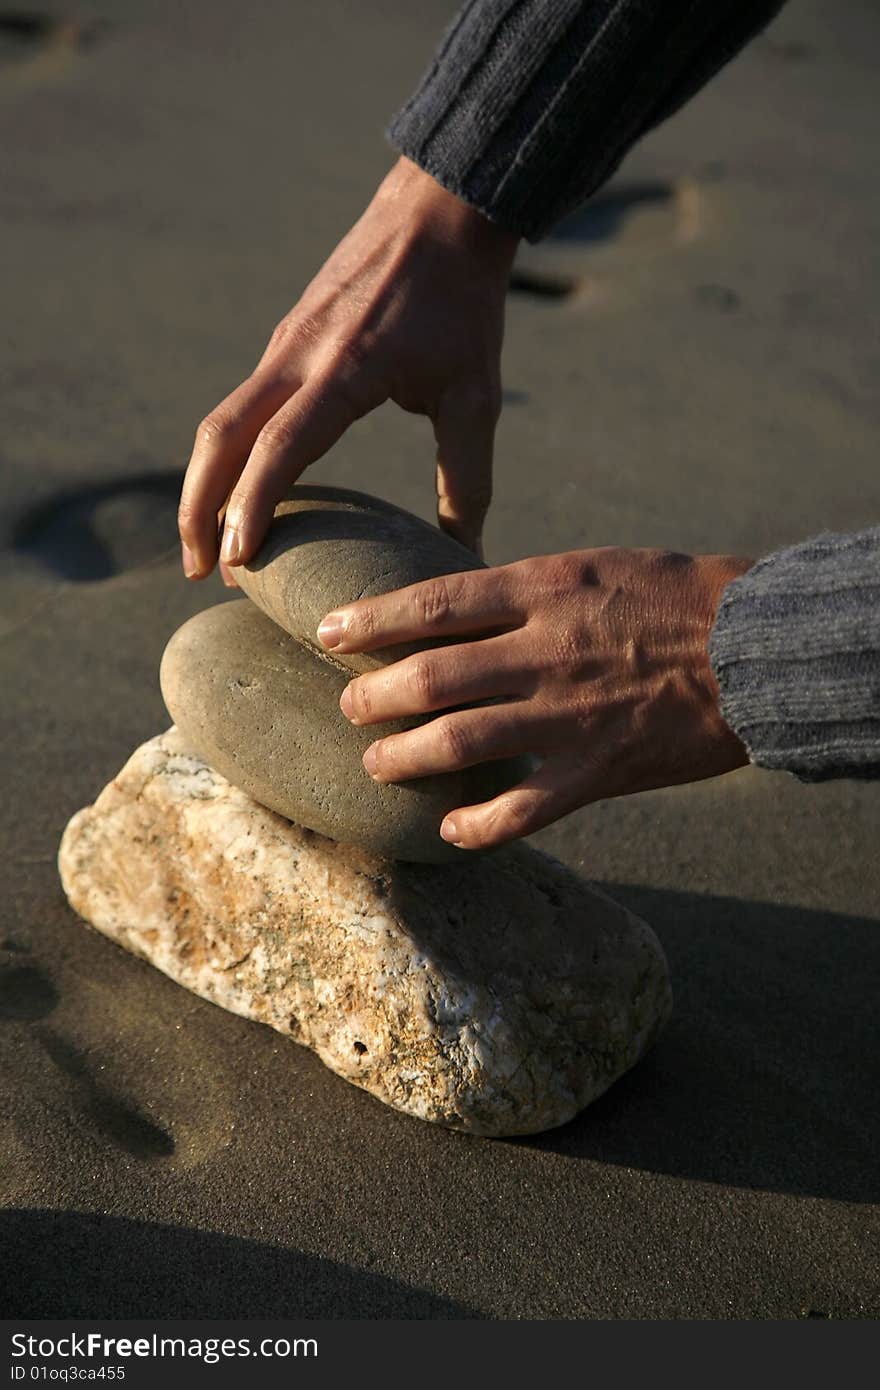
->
[380,156,520,269]
[700,554,754,756]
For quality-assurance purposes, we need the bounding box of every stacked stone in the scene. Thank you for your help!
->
[59,486,672,1135]
[162,485,529,863]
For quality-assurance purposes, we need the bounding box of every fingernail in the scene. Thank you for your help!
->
[339,685,356,721]
[181,544,199,579]
[220,525,240,565]
[317,613,346,649]
[362,744,379,775]
[440,817,461,844]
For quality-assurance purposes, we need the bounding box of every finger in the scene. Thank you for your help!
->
[219,560,239,589]
[220,369,384,566]
[363,703,545,782]
[433,384,498,552]
[340,635,522,726]
[440,754,597,850]
[317,567,522,654]
[179,371,296,577]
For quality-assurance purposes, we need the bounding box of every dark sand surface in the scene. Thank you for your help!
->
[1,0,878,1318]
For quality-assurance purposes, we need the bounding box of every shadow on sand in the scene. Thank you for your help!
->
[0,1209,476,1318]
[514,884,879,1205]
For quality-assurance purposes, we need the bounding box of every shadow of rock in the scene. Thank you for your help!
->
[514,885,879,1204]
[0,1209,476,1318]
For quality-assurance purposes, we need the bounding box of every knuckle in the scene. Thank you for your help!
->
[264,312,320,366]
[334,337,373,377]
[407,657,437,706]
[177,498,198,542]
[489,795,532,840]
[266,313,305,353]
[437,718,471,766]
[267,318,291,351]
[439,481,493,521]
[195,411,233,449]
[533,552,587,603]
[257,418,295,453]
[416,576,452,627]
[456,379,501,421]
[290,312,323,350]
[549,553,582,587]
[651,546,690,569]
[465,481,493,516]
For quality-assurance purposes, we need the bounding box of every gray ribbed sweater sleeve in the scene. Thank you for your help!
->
[709,528,880,781]
[388,0,784,241]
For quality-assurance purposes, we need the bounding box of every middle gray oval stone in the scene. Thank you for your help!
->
[160,600,530,864]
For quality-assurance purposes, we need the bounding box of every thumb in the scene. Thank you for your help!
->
[433,384,499,555]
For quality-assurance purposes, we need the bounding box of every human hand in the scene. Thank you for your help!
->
[316,548,753,849]
[178,157,519,584]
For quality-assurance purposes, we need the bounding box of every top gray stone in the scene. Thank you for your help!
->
[234,484,485,674]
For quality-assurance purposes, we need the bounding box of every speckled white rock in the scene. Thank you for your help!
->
[58,729,673,1136]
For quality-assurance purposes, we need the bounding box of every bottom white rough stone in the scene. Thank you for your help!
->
[58,728,672,1136]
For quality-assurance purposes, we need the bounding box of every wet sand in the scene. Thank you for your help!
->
[1,0,878,1318]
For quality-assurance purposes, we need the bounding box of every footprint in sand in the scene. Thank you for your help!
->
[510,178,704,301]
[508,266,581,301]
[549,180,678,245]
[0,959,58,1020]
[0,952,175,1159]
[12,471,182,582]
[0,12,106,74]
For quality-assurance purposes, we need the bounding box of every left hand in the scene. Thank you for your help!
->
[316,547,753,850]
[177,156,517,586]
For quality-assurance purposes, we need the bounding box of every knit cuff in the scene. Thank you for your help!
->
[387,0,784,242]
[709,528,880,782]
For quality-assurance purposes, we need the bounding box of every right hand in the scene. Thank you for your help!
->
[319,547,752,850]
[178,156,519,583]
